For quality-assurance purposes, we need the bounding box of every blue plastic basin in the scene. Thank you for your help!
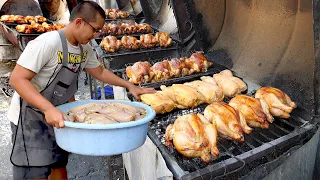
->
[53,100,156,156]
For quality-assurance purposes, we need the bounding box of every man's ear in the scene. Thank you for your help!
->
[74,18,83,26]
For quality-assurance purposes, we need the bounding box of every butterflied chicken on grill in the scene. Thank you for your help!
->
[30,21,45,33]
[100,36,122,53]
[255,87,297,118]
[118,11,130,18]
[25,16,34,23]
[121,23,137,34]
[160,84,206,109]
[184,80,224,104]
[185,52,213,73]
[213,70,247,97]
[204,102,246,141]
[137,23,152,33]
[35,15,47,23]
[106,23,122,35]
[150,60,172,82]
[200,76,218,85]
[126,61,153,84]
[14,15,28,24]
[154,32,172,47]
[168,58,191,77]
[164,114,219,162]
[140,91,175,114]
[140,34,157,48]
[229,95,272,129]
[106,9,120,19]
[16,24,33,34]
[0,15,15,23]
[67,102,146,124]
[121,36,140,50]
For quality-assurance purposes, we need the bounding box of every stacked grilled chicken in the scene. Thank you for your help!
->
[102,23,152,36]
[126,52,213,84]
[67,102,146,124]
[105,9,130,19]
[0,15,47,24]
[100,32,172,52]
[140,68,297,162]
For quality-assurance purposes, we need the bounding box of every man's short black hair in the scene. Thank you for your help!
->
[70,1,106,22]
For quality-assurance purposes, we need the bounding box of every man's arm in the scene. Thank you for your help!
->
[10,65,67,128]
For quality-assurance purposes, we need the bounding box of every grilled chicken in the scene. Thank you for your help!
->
[105,9,130,19]
[184,80,224,104]
[106,23,122,35]
[118,11,130,18]
[67,102,146,124]
[137,23,152,33]
[185,52,213,73]
[140,34,157,48]
[121,36,140,50]
[255,87,297,118]
[13,15,28,24]
[150,60,172,82]
[154,32,172,47]
[160,84,206,109]
[100,36,122,53]
[25,16,34,23]
[35,15,47,23]
[0,15,15,23]
[140,91,175,114]
[213,70,247,97]
[16,24,33,34]
[51,23,64,31]
[126,61,152,84]
[164,114,219,162]
[204,102,245,141]
[168,58,191,77]
[121,23,137,34]
[229,95,272,129]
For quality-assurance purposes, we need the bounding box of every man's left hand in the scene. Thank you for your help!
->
[128,85,156,100]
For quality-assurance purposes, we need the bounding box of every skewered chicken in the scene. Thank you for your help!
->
[229,95,272,129]
[137,23,152,33]
[121,23,137,34]
[67,102,146,124]
[204,102,246,141]
[255,87,297,118]
[126,61,153,84]
[140,34,157,48]
[164,114,219,163]
[0,15,15,23]
[150,60,172,82]
[121,36,140,50]
[140,91,175,114]
[160,84,206,109]
[100,36,122,53]
[154,32,172,47]
[185,52,213,73]
[213,70,247,97]
[168,58,191,77]
[184,80,224,104]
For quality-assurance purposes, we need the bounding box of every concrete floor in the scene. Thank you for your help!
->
[0,61,126,180]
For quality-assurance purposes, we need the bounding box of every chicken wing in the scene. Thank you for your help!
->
[255,87,297,118]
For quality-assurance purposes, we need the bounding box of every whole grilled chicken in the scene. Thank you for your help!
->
[0,15,15,23]
[185,52,213,73]
[100,36,122,53]
[184,80,224,104]
[140,34,158,48]
[121,23,137,34]
[140,91,175,114]
[16,24,33,34]
[255,87,297,118]
[126,61,152,84]
[35,15,47,23]
[150,60,172,82]
[154,32,172,47]
[121,36,140,50]
[164,113,219,162]
[137,23,152,33]
[106,23,122,35]
[229,95,273,129]
[168,58,191,77]
[14,15,28,24]
[213,70,247,97]
[160,84,206,109]
[204,102,247,141]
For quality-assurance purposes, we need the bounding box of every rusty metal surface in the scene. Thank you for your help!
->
[191,0,317,116]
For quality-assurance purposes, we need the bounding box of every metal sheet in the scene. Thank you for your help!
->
[0,0,42,16]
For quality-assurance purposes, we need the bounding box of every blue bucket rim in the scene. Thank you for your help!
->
[55,99,156,129]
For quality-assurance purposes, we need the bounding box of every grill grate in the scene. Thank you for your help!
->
[147,79,316,179]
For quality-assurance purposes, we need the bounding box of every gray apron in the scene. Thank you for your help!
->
[10,30,84,167]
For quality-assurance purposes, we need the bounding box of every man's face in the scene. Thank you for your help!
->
[75,14,105,44]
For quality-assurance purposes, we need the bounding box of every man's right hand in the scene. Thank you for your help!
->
[43,107,67,128]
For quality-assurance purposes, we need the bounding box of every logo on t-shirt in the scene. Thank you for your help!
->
[57,51,88,72]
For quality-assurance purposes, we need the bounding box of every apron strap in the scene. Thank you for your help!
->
[57,30,84,68]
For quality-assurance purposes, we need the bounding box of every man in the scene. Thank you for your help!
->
[7,1,155,180]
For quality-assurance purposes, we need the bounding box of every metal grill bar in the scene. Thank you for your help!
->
[272,123,291,134]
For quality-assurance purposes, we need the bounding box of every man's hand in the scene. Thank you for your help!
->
[128,84,156,100]
[43,107,67,128]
